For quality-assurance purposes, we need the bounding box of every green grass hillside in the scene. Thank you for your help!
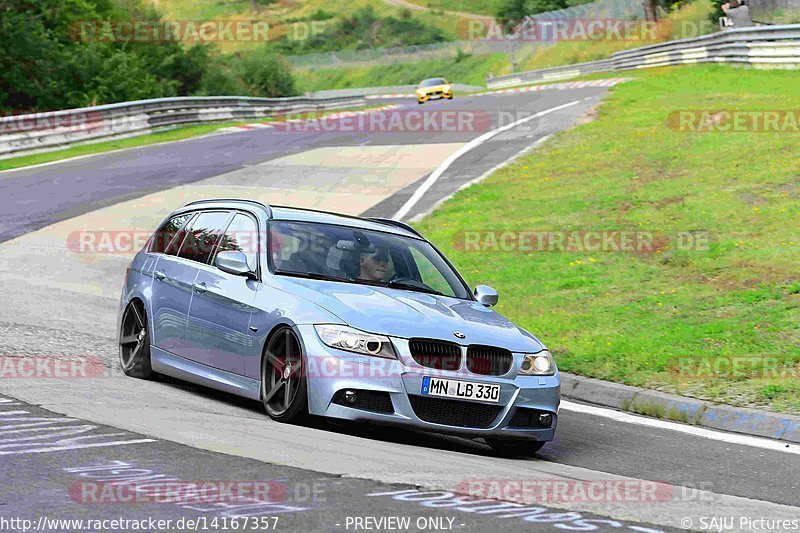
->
[414,64,800,413]
[152,0,465,51]
[295,52,510,91]
[290,0,713,92]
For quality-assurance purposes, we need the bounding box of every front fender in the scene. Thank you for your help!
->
[244,283,346,379]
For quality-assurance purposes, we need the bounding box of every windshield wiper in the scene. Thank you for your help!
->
[273,269,349,283]
[352,277,444,296]
[386,280,445,296]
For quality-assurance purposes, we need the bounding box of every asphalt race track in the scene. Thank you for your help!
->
[0,88,798,532]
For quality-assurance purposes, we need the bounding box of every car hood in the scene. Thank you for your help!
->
[273,277,544,352]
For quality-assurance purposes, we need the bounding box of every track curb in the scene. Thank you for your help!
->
[560,372,800,444]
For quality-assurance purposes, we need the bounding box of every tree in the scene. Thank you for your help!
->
[0,0,217,111]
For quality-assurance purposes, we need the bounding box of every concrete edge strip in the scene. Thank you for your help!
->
[560,372,800,444]
[391,99,581,221]
[408,134,552,223]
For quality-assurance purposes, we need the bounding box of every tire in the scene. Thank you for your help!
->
[119,301,154,379]
[417,99,424,105]
[486,438,546,458]
[260,327,308,423]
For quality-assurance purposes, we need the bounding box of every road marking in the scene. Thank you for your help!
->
[392,100,580,220]
[561,400,798,454]
[0,405,155,454]
[365,489,665,532]
[409,134,551,223]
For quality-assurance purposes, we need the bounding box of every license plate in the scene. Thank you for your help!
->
[421,376,501,403]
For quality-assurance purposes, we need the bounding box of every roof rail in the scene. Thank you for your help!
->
[367,217,422,237]
[270,205,421,236]
[184,198,271,214]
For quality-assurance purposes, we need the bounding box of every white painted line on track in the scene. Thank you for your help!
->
[409,134,552,223]
[561,400,799,454]
[392,100,580,221]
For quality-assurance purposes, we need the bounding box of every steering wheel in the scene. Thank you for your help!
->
[389,275,437,292]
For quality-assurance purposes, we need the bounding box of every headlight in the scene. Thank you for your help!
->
[416,89,426,95]
[314,325,396,359]
[444,85,452,92]
[519,350,555,375]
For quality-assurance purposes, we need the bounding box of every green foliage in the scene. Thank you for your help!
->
[494,0,568,24]
[236,47,298,97]
[285,8,336,23]
[277,6,448,54]
[0,0,297,112]
[708,0,727,22]
[197,61,250,96]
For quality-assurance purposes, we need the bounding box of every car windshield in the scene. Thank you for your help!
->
[268,220,470,299]
[419,78,446,88]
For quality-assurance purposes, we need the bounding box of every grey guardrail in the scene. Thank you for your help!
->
[0,94,366,159]
[487,24,800,88]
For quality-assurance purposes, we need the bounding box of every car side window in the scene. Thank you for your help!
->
[176,211,233,264]
[214,213,258,271]
[149,213,193,254]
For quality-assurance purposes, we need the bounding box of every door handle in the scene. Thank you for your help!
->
[193,282,207,293]
[154,270,166,281]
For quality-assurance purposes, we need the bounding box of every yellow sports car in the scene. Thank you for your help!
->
[416,78,453,104]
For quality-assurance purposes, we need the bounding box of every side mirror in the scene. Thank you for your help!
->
[215,250,254,278]
[474,285,498,307]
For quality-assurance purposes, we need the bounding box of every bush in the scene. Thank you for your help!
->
[277,6,448,54]
[198,62,250,96]
[236,48,299,97]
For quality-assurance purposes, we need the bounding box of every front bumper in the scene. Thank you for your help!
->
[297,325,560,441]
[416,90,453,103]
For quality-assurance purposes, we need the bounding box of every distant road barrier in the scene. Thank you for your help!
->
[0,94,366,159]
[487,24,800,88]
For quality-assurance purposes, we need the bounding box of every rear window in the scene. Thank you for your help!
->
[176,211,233,264]
[149,213,193,254]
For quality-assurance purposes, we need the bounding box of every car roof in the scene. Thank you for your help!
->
[178,199,421,239]
[270,205,420,238]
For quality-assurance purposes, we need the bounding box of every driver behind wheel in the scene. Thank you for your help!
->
[359,248,389,281]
